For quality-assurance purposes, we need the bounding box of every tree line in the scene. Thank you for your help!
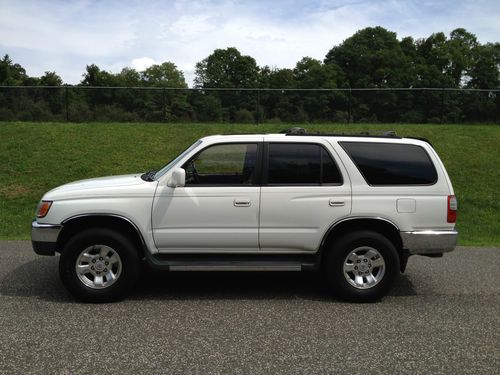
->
[0,26,499,123]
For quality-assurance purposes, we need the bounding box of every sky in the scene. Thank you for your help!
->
[0,0,499,86]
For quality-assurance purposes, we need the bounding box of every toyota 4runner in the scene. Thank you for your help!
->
[32,129,458,302]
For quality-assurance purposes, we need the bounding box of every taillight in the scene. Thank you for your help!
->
[447,195,457,223]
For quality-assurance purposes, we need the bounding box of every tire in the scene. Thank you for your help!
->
[59,228,141,303]
[323,230,399,302]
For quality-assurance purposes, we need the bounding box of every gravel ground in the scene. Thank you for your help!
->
[0,242,498,374]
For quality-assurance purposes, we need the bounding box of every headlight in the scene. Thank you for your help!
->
[36,201,52,218]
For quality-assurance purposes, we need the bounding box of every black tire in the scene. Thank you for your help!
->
[59,228,141,303]
[323,230,399,302]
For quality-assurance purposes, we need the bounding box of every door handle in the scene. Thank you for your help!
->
[234,199,251,207]
[329,199,345,207]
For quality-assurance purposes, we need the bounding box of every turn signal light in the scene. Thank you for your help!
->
[36,201,52,218]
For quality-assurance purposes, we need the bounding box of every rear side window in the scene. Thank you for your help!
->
[340,142,437,185]
[267,143,342,185]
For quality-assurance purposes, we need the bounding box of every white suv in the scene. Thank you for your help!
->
[32,129,458,302]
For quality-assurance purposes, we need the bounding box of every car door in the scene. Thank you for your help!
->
[152,140,262,252]
[259,139,352,252]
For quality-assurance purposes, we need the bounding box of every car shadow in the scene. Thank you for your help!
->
[0,257,417,303]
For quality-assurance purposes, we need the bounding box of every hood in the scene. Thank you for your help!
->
[44,174,154,200]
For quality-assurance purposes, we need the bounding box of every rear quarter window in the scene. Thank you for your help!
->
[340,142,437,186]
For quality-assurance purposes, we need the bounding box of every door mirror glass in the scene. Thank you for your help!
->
[167,168,186,187]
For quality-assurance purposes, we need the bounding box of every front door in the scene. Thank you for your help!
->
[152,142,262,252]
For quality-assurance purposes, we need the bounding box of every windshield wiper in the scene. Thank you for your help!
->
[141,170,156,182]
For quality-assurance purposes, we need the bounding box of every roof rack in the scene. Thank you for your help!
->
[281,127,307,135]
[281,128,402,139]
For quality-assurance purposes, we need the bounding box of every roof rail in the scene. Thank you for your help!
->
[405,136,433,146]
[281,128,402,139]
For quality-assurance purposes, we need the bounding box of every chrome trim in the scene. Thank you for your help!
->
[320,216,400,250]
[401,230,458,255]
[31,221,62,243]
[331,216,400,231]
[169,265,302,271]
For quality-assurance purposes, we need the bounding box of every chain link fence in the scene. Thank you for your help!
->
[0,86,498,123]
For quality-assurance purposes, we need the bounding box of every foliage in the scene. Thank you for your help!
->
[325,26,411,88]
[194,47,260,88]
[0,26,498,123]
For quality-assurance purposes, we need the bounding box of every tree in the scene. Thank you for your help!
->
[39,71,63,86]
[414,32,454,87]
[463,42,500,122]
[259,66,295,89]
[468,43,500,89]
[325,27,412,121]
[447,28,478,87]
[256,67,295,121]
[0,54,29,85]
[194,47,260,88]
[81,64,117,86]
[325,27,412,88]
[139,62,189,121]
[116,67,141,87]
[294,57,343,89]
[141,62,187,88]
[293,57,346,121]
[412,30,479,121]
[194,48,260,122]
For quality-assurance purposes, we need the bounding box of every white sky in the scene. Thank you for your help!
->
[0,0,499,86]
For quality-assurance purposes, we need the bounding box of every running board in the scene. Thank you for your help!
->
[144,253,319,272]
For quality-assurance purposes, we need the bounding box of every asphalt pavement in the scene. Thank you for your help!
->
[0,241,498,374]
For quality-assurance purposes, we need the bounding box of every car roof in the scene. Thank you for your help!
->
[199,131,432,147]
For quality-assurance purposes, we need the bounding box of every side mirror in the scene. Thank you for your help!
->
[167,168,186,187]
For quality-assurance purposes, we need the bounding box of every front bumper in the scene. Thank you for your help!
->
[31,220,62,256]
[401,230,458,255]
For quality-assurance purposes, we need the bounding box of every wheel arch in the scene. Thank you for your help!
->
[57,214,147,258]
[320,217,408,271]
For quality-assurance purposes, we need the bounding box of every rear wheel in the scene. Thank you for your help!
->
[59,228,141,302]
[324,230,399,302]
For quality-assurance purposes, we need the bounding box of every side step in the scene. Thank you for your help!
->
[144,253,320,272]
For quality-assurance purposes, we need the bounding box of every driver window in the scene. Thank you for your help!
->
[183,143,258,186]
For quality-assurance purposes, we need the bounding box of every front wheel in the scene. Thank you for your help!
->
[59,228,141,302]
[324,230,400,302]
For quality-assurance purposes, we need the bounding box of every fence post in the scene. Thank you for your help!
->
[162,88,166,122]
[256,89,260,124]
[440,88,445,124]
[347,88,352,124]
[65,86,69,122]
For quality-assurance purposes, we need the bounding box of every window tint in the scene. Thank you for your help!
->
[322,148,343,184]
[183,143,257,185]
[267,143,342,185]
[340,142,437,185]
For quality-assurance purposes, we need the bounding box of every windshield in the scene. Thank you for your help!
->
[154,140,202,179]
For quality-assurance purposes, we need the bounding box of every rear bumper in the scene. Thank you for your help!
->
[400,230,458,255]
[31,220,62,256]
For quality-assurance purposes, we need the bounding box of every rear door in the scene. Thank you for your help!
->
[259,138,352,252]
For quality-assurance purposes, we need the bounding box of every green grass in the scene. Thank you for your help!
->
[1,122,499,246]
